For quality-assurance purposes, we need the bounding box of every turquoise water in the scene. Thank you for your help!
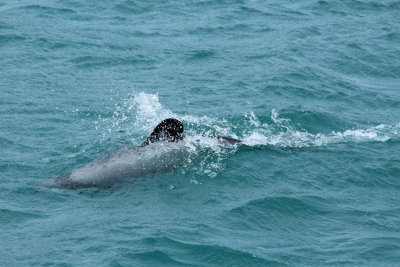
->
[1,0,400,265]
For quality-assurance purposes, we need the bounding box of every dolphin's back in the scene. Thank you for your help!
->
[52,143,190,189]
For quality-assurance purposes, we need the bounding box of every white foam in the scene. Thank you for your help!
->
[243,111,400,148]
[242,132,269,146]
[271,108,290,123]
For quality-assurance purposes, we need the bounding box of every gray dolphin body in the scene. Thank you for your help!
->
[53,142,190,189]
[51,118,241,189]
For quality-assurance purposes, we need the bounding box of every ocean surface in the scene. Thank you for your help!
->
[1,0,400,265]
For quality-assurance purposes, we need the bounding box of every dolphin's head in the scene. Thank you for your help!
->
[142,118,184,146]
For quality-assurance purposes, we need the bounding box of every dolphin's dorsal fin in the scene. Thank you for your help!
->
[142,118,184,146]
[215,135,242,145]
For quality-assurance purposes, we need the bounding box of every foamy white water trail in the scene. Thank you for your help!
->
[242,111,400,148]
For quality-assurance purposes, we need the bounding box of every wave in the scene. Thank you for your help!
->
[0,34,25,46]
[12,4,76,16]
[116,236,280,266]
[69,55,155,69]
[0,208,45,225]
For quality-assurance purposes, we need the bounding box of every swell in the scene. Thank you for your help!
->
[69,55,156,69]
[113,1,152,15]
[0,34,25,46]
[307,0,398,14]
[113,236,282,266]
[0,208,45,226]
[14,4,76,15]
[222,195,332,232]
[220,195,400,258]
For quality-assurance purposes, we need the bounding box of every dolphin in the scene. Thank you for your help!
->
[50,118,240,189]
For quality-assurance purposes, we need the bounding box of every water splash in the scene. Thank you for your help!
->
[87,91,400,182]
[97,91,400,149]
[242,111,400,148]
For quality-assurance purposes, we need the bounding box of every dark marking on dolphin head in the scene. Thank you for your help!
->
[142,118,184,146]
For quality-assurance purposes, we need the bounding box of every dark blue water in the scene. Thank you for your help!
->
[1,0,400,265]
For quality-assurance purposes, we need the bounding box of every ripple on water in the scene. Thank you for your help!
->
[118,237,282,266]
[69,55,156,69]
[0,208,45,226]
